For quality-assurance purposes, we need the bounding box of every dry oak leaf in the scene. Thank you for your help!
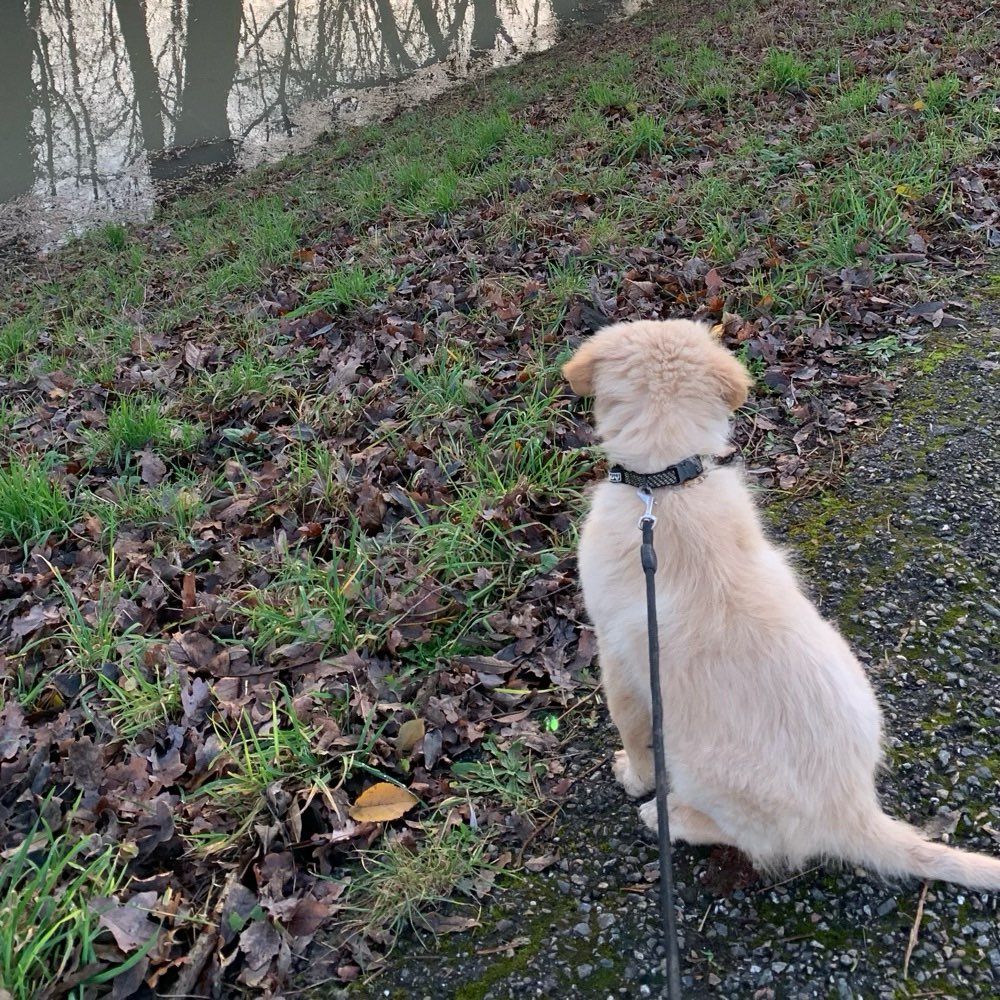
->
[348,782,419,823]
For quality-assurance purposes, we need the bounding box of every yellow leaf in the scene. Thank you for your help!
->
[348,782,418,823]
[396,718,426,756]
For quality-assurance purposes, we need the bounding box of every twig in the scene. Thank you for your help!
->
[902,880,930,980]
[167,869,242,998]
[167,925,219,998]
[756,864,822,893]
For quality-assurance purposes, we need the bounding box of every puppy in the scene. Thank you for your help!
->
[564,318,1000,889]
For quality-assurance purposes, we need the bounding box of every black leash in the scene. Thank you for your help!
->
[638,487,684,999]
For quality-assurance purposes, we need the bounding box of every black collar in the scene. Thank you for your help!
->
[607,456,705,490]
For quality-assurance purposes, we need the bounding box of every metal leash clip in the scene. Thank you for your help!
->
[637,487,657,528]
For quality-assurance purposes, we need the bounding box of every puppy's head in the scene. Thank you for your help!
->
[563,320,750,459]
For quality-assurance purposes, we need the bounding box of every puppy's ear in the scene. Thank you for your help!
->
[712,349,752,411]
[562,337,601,396]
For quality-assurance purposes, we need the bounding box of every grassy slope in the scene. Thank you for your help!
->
[0,0,997,993]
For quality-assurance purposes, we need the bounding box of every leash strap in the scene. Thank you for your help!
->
[638,488,683,999]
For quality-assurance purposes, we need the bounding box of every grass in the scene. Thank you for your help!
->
[277,440,349,516]
[0,456,74,546]
[612,113,668,162]
[402,342,480,421]
[0,0,997,990]
[201,348,300,405]
[344,823,495,943]
[0,316,38,369]
[451,739,547,816]
[581,78,640,110]
[83,475,207,541]
[846,9,905,36]
[96,656,183,737]
[237,544,380,656]
[190,696,343,855]
[0,816,142,1000]
[96,396,204,464]
[289,264,386,315]
[17,557,147,702]
[759,48,816,92]
[924,73,962,113]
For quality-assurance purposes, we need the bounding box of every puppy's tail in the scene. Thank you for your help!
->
[849,812,1000,891]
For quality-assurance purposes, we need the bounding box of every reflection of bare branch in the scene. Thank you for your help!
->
[115,0,165,151]
[413,0,447,59]
[62,0,102,198]
[31,0,80,198]
[242,4,273,134]
[242,2,290,49]
[276,0,296,135]
[372,0,418,75]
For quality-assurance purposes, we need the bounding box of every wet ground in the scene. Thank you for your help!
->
[0,0,642,252]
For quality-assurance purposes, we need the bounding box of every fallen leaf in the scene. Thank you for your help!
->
[67,737,104,790]
[523,854,559,872]
[94,891,160,952]
[286,898,332,938]
[181,573,197,614]
[396,718,425,757]
[138,448,167,486]
[923,810,960,841]
[239,918,281,973]
[347,782,419,822]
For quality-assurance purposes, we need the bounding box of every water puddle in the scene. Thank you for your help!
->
[0,0,643,253]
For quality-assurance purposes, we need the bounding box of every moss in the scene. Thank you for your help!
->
[908,340,966,374]
[444,872,631,999]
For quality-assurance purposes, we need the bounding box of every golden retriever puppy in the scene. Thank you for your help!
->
[564,318,1000,889]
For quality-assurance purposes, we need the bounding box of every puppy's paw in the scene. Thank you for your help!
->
[639,797,659,834]
[613,749,655,798]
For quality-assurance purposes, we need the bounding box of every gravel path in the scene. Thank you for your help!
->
[343,312,1000,1000]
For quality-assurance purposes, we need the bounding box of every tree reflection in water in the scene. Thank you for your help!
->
[0,0,633,245]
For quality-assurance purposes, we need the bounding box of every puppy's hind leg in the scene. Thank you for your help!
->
[639,800,734,847]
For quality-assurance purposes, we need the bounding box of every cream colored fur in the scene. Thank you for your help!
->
[564,318,1000,890]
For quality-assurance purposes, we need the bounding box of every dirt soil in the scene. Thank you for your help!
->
[324,306,1000,999]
